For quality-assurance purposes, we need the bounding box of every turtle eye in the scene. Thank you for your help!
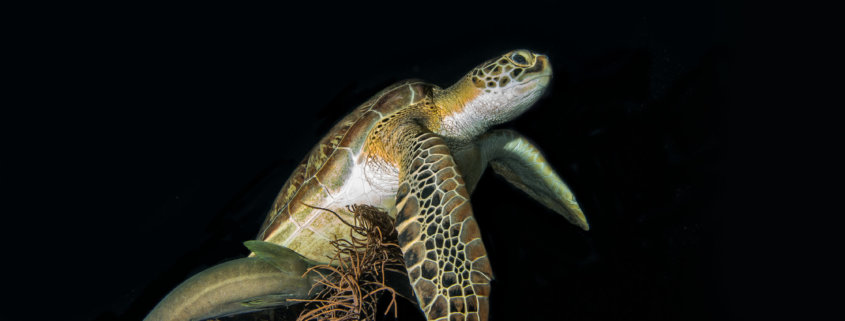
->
[510,52,530,66]
[504,50,535,67]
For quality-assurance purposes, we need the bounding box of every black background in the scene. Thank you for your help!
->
[6,1,827,320]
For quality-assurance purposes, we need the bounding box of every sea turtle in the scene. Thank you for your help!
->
[146,49,588,321]
[253,48,589,320]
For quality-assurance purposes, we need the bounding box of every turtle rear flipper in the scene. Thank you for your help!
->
[391,125,492,321]
[479,129,590,231]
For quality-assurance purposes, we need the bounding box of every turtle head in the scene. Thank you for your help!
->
[434,49,552,143]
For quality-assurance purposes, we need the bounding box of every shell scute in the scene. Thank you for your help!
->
[287,179,332,223]
[339,111,381,150]
[285,228,316,255]
[271,163,306,214]
[314,148,355,193]
[371,85,413,115]
[257,80,433,246]
[304,125,347,179]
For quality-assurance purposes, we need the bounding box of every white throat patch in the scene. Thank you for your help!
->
[439,80,545,145]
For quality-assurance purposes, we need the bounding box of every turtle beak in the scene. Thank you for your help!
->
[520,54,552,88]
[533,55,552,86]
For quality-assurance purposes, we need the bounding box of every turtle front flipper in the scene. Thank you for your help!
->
[479,129,590,230]
[391,126,493,321]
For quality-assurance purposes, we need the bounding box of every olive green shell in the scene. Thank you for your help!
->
[255,80,434,246]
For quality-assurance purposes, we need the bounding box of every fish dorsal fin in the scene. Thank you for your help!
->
[243,240,320,273]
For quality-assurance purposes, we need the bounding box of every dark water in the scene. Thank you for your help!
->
[4,1,775,320]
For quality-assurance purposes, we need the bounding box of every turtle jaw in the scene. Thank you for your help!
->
[514,54,552,91]
[514,74,551,96]
[531,74,552,86]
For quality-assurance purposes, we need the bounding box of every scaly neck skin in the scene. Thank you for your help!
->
[432,76,487,149]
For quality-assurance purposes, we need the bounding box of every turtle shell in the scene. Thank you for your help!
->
[255,79,434,261]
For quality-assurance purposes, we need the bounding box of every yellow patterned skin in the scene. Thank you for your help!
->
[253,50,588,321]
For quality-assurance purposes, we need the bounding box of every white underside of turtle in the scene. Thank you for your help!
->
[282,155,400,246]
